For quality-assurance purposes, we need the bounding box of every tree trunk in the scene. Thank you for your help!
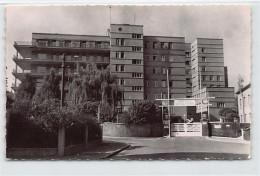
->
[58,125,65,156]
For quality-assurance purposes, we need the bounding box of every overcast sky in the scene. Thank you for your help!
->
[5,5,251,91]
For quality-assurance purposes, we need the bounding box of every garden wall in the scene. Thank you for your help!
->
[102,122,163,137]
[208,122,250,138]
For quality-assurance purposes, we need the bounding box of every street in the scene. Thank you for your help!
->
[104,136,250,160]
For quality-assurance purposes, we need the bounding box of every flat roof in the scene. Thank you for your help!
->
[144,35,185,39]
[110,23,143,27]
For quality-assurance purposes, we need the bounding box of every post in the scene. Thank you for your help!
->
[167,69,171,137]
[58,125,65,156]
[199,67,203,121]
[58,54,66,156]
[207,99,210,122]
[85,125,89,150]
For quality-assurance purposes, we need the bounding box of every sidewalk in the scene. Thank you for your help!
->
[204,136,250,144]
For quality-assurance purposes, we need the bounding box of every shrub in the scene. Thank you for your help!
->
[6,109,57,148]
[128,100,162,124]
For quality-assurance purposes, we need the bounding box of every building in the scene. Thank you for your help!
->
[190,38,235,121]
[235,83,251,123]
[11,24,235,121]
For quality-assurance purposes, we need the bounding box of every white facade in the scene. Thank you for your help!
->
[236,84,251,123]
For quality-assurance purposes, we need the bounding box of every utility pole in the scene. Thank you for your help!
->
[167,69,171,137]
[58,54,66,156]
[199,67,203,121]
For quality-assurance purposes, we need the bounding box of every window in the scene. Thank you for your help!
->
[118,78,125,85]
[132,34,142,39]
[202,48,205,53]
[132,73,142,78]
[116,38,124,46]
[153,68,156,74]
[217,102,225,108]
[161,55,166,62]
[154,81,158,87]
[185,61,190,66]
[169,56,174,62]
[38,54,47,60]
[161,80,166,87]
[202,57,206,62]
[146,81,149,87]
[161,42,168,49]
[162,94,167,99]
[209,76,212,81]
[154,94,159,99]
[132,46,142,51]
[169,42,173,49]
[201,66,206,71]
[162,68,166,74]
[168,68,172,75]
[144,42,149,48]
[132,86,142,91]
[153,42,158,49]
[118,27,122,31]
[169,94,174,99]
[145,55,149,61]
[169,81,173,87]
[153,55,157,61]
[37,66,47,73]
[115,64,125,72]
[185,52,191,57]
[132,59,142,64]
[116,52,124,58]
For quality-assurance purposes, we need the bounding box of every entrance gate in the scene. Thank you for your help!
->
[171,123,202,137]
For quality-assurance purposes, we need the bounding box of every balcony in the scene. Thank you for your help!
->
[14,41,110,50]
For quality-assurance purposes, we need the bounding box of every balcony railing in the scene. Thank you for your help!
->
[14,41,110,49]
[14,41,36,46]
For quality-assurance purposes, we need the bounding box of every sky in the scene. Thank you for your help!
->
[5,5,251,92]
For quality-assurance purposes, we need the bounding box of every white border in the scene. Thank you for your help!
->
[0,1,259,176]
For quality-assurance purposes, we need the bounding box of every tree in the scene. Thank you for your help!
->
[34,68,60,101]
[14,74,36,113]
[218,108,238,123]
[67,63,123,122]
[128,100,162,124]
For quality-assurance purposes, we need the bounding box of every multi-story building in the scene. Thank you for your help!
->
[235,83,251,123]
[190,38,235,121]
[11,24,235,121]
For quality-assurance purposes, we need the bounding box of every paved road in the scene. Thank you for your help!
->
[104,137,250,160]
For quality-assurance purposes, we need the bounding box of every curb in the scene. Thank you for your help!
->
[100,145,131,159]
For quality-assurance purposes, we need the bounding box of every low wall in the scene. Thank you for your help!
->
[6,148,58,158]
[103,122,163,137]
[208,122,250,138]
[6,139,101,158]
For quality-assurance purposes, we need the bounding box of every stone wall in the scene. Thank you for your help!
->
[103,122,163,137]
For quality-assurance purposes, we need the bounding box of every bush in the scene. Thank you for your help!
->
[6,109,57,148]
[128,100,162,124]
